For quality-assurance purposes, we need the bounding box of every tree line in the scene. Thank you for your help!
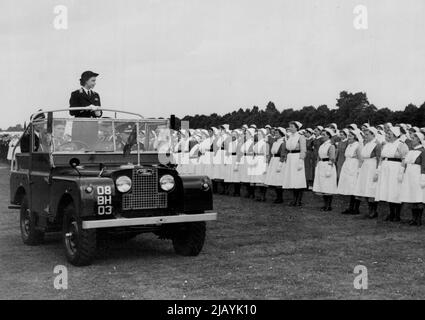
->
[178,91,425,130]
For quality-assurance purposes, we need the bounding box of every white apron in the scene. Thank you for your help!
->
[199,138,213,178]
[354,140,378,198]
[250,139,268,184]
[212,134,227,180]
[265,139,286,187]
[400,148,424,203]
[337,142,360,195]
[176,138,190,175]
[282,133,306,189]
[375,141,403,203]
[313,140,337,194]
[224,140,241,183]
[239,139,254,183]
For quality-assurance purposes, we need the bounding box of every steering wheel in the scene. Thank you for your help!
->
[56,141,90,152]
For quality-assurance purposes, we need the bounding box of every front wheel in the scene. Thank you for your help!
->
[20,195,44,245]
[172,222,206,256]
[62,203,97,266]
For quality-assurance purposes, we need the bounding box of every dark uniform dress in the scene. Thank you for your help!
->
[69,88,102,117]
[335,139,348,181]
[304,137,315,187]
[69,88,102,148]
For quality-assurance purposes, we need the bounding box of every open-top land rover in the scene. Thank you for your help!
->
[9,107,216,266]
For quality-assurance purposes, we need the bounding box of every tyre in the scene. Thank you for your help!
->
[20,195,44,245]
[172,222,206,256]
[62,202,96,266]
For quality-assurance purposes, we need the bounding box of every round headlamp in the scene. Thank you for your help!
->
[116,176,132,193]
[160,175,175,191]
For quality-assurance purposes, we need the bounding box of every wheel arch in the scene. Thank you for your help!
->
[55,194,75,226]
[14,186,27,205]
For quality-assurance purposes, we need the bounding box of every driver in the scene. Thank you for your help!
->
[52,120,69,149]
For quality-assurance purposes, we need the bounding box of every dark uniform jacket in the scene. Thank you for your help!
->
[69,88,101,118]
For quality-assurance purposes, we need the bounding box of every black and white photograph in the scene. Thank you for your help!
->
[1,0,425,306]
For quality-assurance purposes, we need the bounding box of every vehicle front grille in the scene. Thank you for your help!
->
[122,168,168,210]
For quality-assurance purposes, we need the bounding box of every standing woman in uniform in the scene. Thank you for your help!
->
[225,130,242,196]
[353,127,381,219]
[313,129,338,211]
[264,128,286,203]
[282,121,307,206]
[335,129,349,181]
[238,128,255,198]
[304,128,316,189]
[374,127,409,222]
[399,131,425,226]
[251,129,270,202]
[338,130,363,215]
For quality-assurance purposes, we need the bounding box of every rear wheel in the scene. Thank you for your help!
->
[20,195,44,245]
[62,203,96,266]
[172,222,206,256]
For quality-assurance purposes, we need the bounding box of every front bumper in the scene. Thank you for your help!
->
[82,212,217,229]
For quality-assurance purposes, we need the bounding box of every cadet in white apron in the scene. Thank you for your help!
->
[400,132,425,226]
[199,129,215,179]
[374,126,409,222]
[264,128,286,203]
[338,130,362,215]
[237,129,255,198]
[187,136,201,176]
[282,121,307,206]
[353,127,381,219]
[177,130,191,175]
[251,129,269,201]
[224,130,243,196]
[313,129,337,211]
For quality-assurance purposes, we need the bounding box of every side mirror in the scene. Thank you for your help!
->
[69,158,81,168]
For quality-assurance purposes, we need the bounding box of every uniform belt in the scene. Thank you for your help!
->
[288,150,300,154]
[320,158,330,162]
[254,153,265,156]
[383,157,402,162]
[244,153,253,156]
[273,154,281,158]
[232,153,237,156]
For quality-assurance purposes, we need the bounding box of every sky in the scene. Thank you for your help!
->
[1,0,425,129]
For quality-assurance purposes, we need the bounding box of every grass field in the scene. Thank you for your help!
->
[1,164,425,300]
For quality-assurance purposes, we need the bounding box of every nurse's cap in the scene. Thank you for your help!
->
[376,124,385,130]
[328,123,338,130]
[350,129,363,142]
[250,124,257,129]
[348,123,358,130]
[316,125,324,131]
[277,127,286,136]
[211,127,219,135]
[324,128,336,137]
[341,128,350,137]
[242,124,249,130]
[265,125,272,129]
[362,123,370,129]
[367,127,378,136]
[221,124,230,131]
[389,126,401,138]
[413,131,425,143]
[291,121,302,130]
[306,128,314,134]
[258,128,268,136]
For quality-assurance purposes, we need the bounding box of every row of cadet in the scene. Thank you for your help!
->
[168,122,425,226]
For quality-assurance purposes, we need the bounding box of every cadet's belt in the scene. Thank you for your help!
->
[383,157,402,162]
[320,158,330,162]
[244,153,254,156]
[232,153,237,156]
[288,150,300,154]
[273,154,281,158]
